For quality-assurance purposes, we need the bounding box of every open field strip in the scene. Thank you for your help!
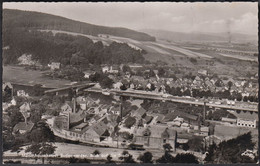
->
[219,53,257,62]
[152,42,213,59]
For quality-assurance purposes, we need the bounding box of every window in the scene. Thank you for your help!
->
[163,139,167,143]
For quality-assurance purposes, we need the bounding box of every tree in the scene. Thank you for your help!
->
[204,132,255,164]
[122,65,131,73]
[106,154,114,163]
[99,76,114,89]
[69,157,90,163]
[163,143,173,152]
[119,151,136,163]
[138,151,153,163]
[228,81,233,90]
[172,153,199,163]
[243,96,248,102]
[156,151,174,163]
[187,137,204,152]
[32,84,44,96]
[25,143,56,155]
[92,150,100,156]
[158,68,165,77]
[190,58,197,64]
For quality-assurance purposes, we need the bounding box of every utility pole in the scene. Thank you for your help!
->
[120,96,123,121]
[203,101,206,124]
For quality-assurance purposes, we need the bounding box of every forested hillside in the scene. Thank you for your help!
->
[3,29,145,65]
[3,9,155,42]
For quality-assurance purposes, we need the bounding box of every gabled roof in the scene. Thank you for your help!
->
[92,121,108,136]
[20,102,31,112]
[3,82,13,90]
[232,111,258,121]
[13,122,34,133]
[136,125,176,139]
[132,107,146,118]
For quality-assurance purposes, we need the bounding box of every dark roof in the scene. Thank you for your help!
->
[144,115,153,124]
[13,122,34,133]
[92,121,108,136]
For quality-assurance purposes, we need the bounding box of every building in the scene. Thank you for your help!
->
[232,111,258,128]
[19,102,31,112]
[198,69,208,76]
[54,114,70,130]
[102,65,119,74]
[221,117,237,124]
[134,125,177,150]
[17,90,29,97]
[131,107,147,119]
[61,98,77,114]
[85,121,109,142]
[2,82,13,100]
[13,122,34,134]
[48,62,61,70]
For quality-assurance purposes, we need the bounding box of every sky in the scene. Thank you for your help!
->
[3,2,258,35]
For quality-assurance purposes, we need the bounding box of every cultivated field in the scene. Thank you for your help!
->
[3,65,71,88]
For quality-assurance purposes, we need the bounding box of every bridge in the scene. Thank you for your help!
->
[84,88,258,113]
[44,83,96,94]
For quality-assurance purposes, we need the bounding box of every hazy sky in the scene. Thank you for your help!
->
[3,2,258,35]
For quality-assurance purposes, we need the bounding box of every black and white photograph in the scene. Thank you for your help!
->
[2,2,259,164]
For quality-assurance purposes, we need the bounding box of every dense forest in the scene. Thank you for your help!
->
[3,27,146,65]
[3,9,155,42]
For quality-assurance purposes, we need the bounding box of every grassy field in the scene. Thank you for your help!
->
[3,65,72,88]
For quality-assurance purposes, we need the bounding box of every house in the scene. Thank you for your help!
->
[102,65,119,74]
[2,82,13,99]
[109,106,120,115]
[48,62,61,70]
[221,117,237,124]
[234,112,257,128]
[61,102,73,114]
[20,102,31,112]
[131,107,147,119]
[17,90,29,97]
[85,121,109,142]
[13,122,34,134]
[113,82,123,89]
[198,69,208,76]
[134,125,177,150]
[54,114,70,130]
[2,82,13,92]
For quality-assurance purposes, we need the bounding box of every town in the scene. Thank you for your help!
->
[2,2,259,164]
[3,60,259,164]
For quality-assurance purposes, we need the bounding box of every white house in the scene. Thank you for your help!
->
[233,112,257,128]
[113,82,123,89]
[48,62,60,70]
[17,90,29,97]
[102,66,119,74]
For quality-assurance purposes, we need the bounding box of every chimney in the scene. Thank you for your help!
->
[203,101,206,123]
[72,97,76,113]
[67,112,70,130]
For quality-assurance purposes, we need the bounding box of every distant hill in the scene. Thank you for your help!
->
[141,29,257,43]
[3,9,156,42]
